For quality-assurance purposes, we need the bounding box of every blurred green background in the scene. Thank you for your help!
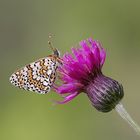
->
[1,0,140,140]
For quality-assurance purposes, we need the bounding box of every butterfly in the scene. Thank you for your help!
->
[9,40,62,94]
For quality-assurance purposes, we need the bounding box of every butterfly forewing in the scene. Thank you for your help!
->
[10,56,59,94]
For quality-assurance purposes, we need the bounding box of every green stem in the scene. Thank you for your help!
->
[115,102,140,135]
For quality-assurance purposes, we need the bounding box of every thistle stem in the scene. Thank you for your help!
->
[115,102,140,135]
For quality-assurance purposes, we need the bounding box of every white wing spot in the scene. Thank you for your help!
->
[43,81,48,86]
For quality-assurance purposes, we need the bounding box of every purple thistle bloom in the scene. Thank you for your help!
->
[55,38,124,112]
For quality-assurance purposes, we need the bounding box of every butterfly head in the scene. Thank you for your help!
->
[53,48,60,57]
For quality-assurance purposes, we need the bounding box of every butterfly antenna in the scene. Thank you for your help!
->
[48,35,55,51]
[48,34,60,57]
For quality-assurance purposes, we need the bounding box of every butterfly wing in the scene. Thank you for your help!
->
[9,56,58,94]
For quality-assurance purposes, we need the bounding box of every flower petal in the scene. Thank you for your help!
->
[56,92,79,104]
[56,83,83,94]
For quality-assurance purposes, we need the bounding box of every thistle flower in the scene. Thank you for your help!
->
[55,38,124,112]
[54,37,140,134]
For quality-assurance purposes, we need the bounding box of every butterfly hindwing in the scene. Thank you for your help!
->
[10,56,58,94]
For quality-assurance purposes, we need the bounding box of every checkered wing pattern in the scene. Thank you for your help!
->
[9,56,59,94]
